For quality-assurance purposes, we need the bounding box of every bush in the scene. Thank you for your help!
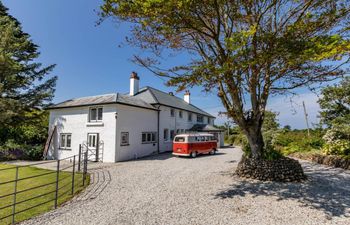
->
[0,142,43,161]
[322,140,350,156]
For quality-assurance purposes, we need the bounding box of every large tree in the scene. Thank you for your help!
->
[0,2,57,132]
[100,0,350,159]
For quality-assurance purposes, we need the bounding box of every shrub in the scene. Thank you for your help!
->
[322,140,350,156]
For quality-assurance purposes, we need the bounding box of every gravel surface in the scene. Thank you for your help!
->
[20,147,350,225]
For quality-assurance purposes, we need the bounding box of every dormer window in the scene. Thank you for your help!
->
[89,107,103,122]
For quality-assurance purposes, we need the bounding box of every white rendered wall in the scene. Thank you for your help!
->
[115,104,158,161]
[48,104,117,162]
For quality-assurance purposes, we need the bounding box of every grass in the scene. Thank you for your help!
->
[0,163,89,225]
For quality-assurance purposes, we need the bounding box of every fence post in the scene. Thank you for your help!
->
[54,160,60,209]
[83,151,88,186]
[12,166,19,224]
[71,155,76,195]
[78,144,81,172]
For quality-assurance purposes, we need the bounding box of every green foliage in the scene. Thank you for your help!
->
[318,77,350,127]
[273,129,324,156]
[318,77,350,157]
[322,140,350,156]
[0,3,55,159]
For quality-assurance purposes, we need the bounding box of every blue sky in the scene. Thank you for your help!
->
[3,0,324,129]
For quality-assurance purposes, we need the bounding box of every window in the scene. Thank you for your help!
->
[121,132,129,146]
[60,133,71,149]
[170,130,175,140]
[89,107,103,122]
[207,117,210,124]
[142,132,157,144]
[176,129,180,134]
[170,108,175,117]
[179,110,183,118]
[197,115,203,123]
[163,129,169,141]
[175,137,185,142]
[188,113,192,121]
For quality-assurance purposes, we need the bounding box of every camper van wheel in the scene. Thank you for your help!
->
[190,151,197,158]
[209,150,215,155]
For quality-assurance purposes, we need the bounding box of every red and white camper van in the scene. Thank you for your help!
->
[172,133,218,158]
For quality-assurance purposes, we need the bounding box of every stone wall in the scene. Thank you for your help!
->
[236,156,307,182]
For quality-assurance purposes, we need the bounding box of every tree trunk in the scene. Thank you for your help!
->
[244,126,264,159]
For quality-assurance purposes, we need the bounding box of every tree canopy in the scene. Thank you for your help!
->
[0,2,56,151]
[0,2,57,128]
[318,76,350,127]
[101,0,350,158]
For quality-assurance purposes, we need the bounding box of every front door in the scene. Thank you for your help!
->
[87,133,99,161]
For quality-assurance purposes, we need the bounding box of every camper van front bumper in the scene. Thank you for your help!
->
[172,152,190,156]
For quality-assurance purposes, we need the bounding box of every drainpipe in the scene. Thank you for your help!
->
[156,105,160,154]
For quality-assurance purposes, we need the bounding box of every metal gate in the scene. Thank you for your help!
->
[80,140,104,162]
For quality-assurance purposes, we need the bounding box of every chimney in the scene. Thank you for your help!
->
[130,72,139,96]
[184,90,190,104]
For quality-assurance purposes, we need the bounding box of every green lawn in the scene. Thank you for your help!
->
[0,163,89,225]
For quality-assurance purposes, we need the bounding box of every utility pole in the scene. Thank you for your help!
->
[302,101,310,137]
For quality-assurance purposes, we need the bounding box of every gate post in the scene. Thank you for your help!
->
[12,166,19,224]
[78,144,81,172]
[71,155,76,195]
[54,160,60,209]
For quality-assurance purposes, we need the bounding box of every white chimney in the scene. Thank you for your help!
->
[130,72,139,96]
[184,90,190,104]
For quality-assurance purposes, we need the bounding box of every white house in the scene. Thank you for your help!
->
[47,72,224,162]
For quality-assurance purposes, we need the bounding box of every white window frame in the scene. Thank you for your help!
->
[188,112,192,121]
[163,129,169,141]
[197,115,203,123]
[89,106,103,122]
[170,130,175,140]
[142,132,157,144]
[59,133,72,150]
[170,108,175,117]
[120,132,129,146]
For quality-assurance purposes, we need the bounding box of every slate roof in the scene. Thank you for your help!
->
[189,124,224,132]
[135,86,215,118]
[48,86,214,117]
[48,93,157,111]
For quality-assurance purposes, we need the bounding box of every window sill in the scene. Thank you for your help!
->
[59,148,72,151]
[86,122,104,127]
[120,144,129,146]
[142,142,157,144]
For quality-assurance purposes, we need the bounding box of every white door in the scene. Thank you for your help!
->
[87,133,99,161]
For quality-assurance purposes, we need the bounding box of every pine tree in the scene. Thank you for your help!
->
[0,2,57,131]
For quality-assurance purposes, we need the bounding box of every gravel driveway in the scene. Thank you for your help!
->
[21,147,350,225]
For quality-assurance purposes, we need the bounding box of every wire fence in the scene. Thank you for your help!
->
[0,151,89,225]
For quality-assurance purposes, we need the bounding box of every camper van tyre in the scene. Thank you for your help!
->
[191,151,197,158]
